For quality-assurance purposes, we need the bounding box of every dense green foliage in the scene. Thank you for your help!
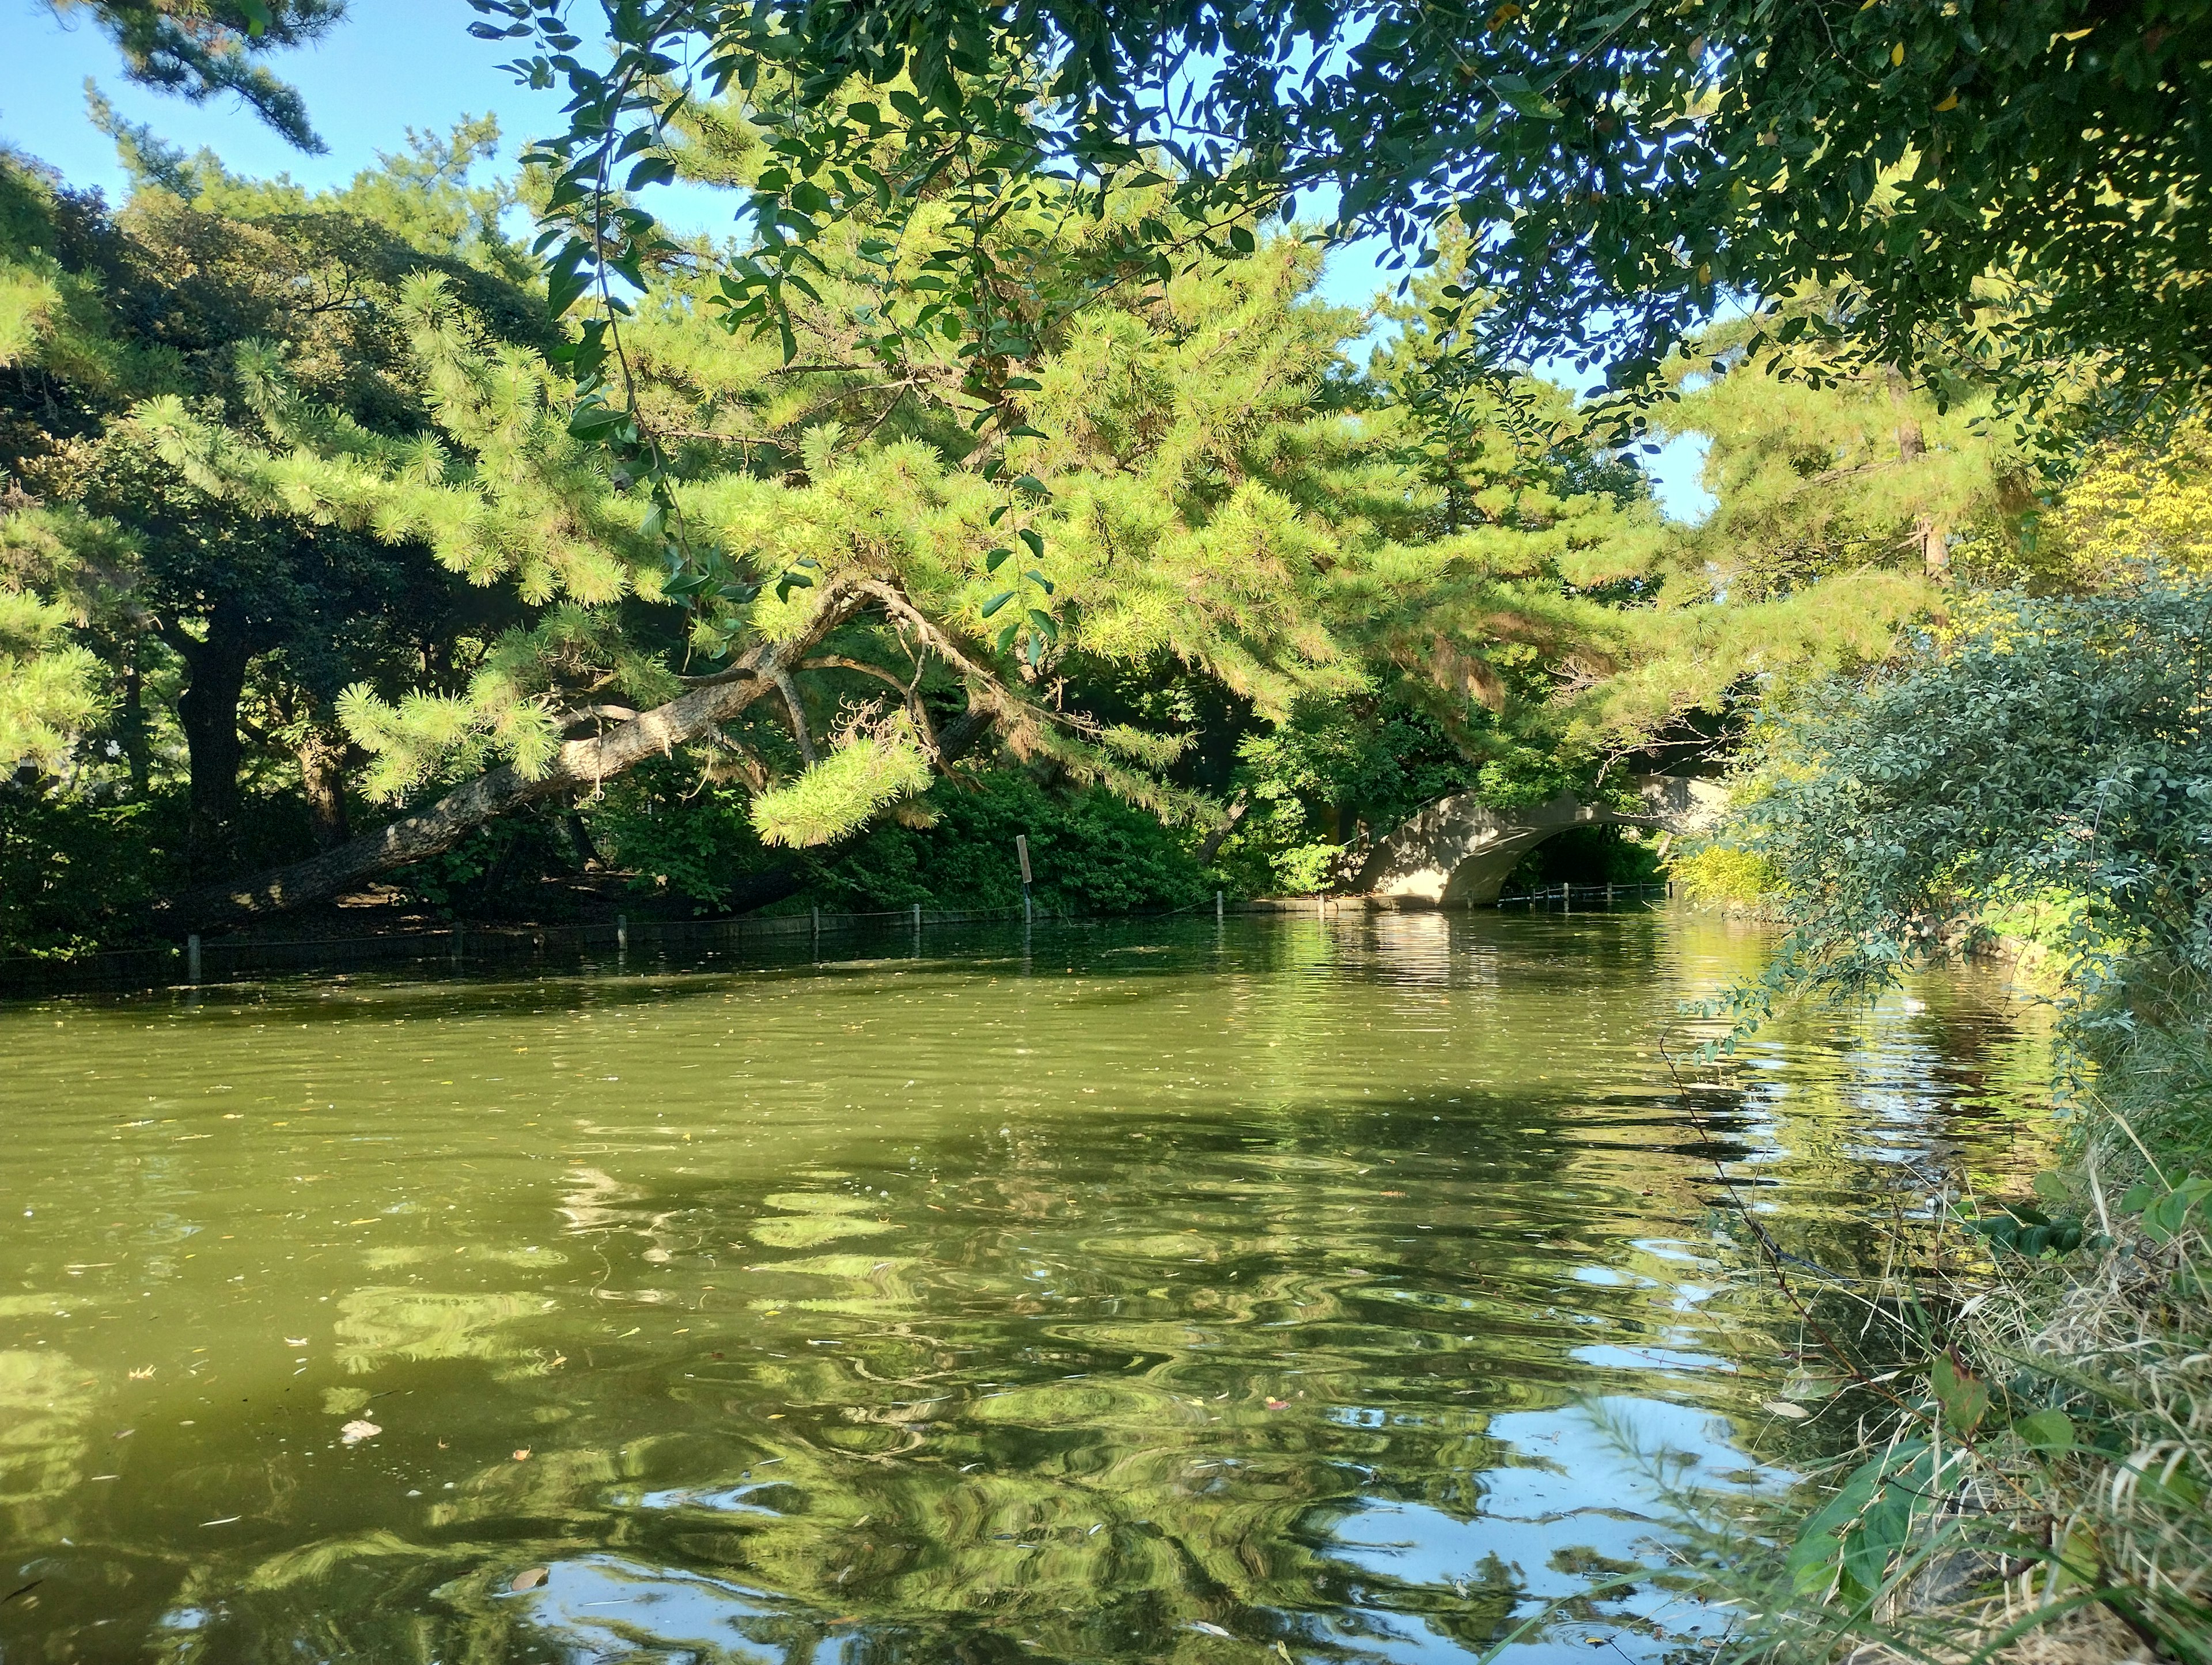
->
[493,0,2211,430]
[1678,563,2212,1659]
[3,88,1945,956]
[1713,581,2212,1045]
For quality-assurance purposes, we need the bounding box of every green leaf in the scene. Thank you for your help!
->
[984,548,1012,572]
[980,590,1015,617]
[547,264,594,319]
[1018,528,1044,560]
[2138,1175,2212,1241]
[1787,1530,1845,1597]
[567,401,627,439]
[2014,1408,2074,1452]
[1932,1353,1991,1436]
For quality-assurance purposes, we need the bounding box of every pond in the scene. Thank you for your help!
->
[0,911,2055,1665]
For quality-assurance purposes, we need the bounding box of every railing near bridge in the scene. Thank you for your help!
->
[0,882,1677,996]
[1495,880,1674,908]
[0,902,1043,996]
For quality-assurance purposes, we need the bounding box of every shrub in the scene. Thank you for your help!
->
[1671,843,1781,906]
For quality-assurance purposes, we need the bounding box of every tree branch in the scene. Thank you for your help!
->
[769,667,818,765]
[159,577,871,930]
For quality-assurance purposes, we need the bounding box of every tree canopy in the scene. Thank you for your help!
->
[0,69,2078,953]
[483,0,2212,420]
[41,0,344,149]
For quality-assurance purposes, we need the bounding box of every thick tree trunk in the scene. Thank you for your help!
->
[1196,792,1249,864]
[1919,516,1950,581]
[934,702,998,765]
[298,729,351,849]
[174,604,255,875]
[118,653,151,797]
[161,581,871,931]
[563,810,599,870]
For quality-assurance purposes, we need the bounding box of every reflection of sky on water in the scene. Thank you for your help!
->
[507,1554,796,1663]
[4,912,2056,1663]
[1319,1397,1777,1665]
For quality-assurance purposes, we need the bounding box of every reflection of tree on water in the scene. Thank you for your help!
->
[142,1107,1741,1662]
[0,1342,96,1535]
[0,916,2057,1664]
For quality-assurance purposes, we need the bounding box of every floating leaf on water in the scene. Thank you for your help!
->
[510,1567,548,1592]
[1762,1399,1810,1419]
[1186,1622,1235,1638]
[339,1420,381,1444]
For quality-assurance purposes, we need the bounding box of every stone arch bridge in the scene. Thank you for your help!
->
[1352,775,1729,905]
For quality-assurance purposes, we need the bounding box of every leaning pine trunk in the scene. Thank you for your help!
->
[161,581,870,931]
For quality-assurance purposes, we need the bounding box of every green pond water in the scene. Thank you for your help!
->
[0,911,2056,1665]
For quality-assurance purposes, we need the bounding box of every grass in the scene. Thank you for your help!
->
[1678,987,2212,1665]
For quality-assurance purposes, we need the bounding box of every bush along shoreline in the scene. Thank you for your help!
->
[1673,581,2212,1665]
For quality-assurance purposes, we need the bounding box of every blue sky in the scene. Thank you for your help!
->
[5,0,1712,518]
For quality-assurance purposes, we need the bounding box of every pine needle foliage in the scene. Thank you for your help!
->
[752,718,935,848]
[124,172,1565,866]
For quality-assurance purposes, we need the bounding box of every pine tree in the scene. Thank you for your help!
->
[1,123,545,866]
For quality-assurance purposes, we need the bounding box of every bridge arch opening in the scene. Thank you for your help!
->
[1353,776,1726,907]
[1495,825,1664,896]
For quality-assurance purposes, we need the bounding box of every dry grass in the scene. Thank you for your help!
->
[1684,1009,2212,1665]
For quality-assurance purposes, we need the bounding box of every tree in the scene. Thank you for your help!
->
[1708,579,2212,1049]
[41,0,343,150]
[1,122,546,868]
[488,0,2212,424]
[2037,414,2212,589]
[1656,310,2040,599]
[133,192,1430,923]
[131,139,1819,927]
